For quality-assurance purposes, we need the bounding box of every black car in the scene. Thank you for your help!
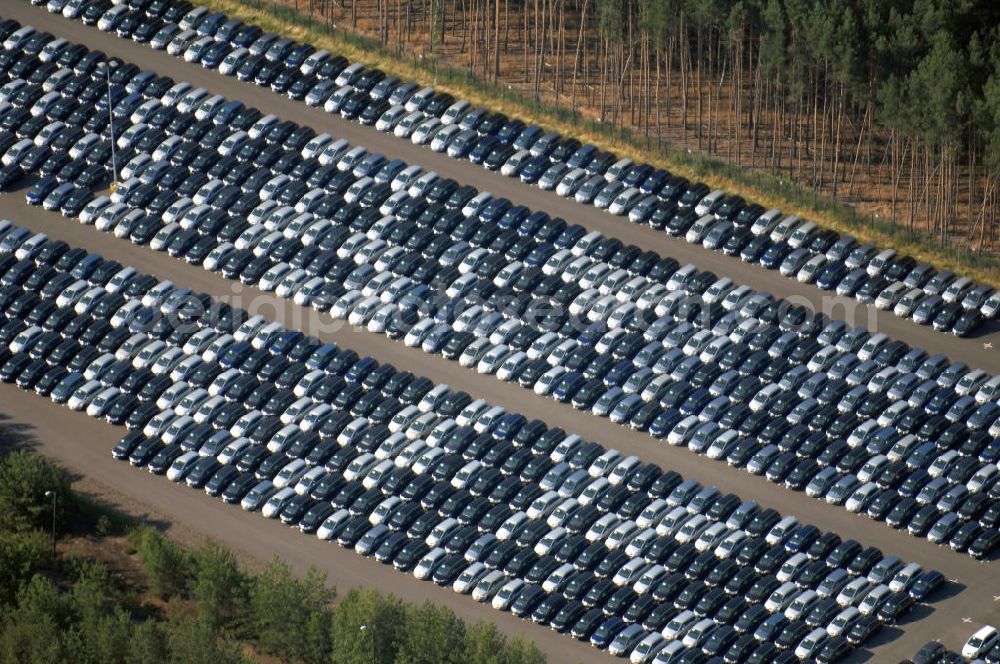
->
[846,614,882,646]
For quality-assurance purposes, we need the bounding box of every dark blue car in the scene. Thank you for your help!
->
[552,372,586,402]
[95,85,127,112]
[567,144,598,169]
[517,211,550,237]
[604,360,637,388]
[478,197,512,224]
[524,242,556,268]
[518,155,551,184]
[513,125,544,151]
[641,169,671,194]
[760,241,792,269]
[816,260,849,290]
[220,341,253,368]
[345,356,379,383]
[649,410,684,439]
[305,343,339,371]
[214,19,245,43]
[496,119,526,145]
[554,223,587,249]
[469,135,501,164]
[25,176,59,206]
[197,12,228,37]
[200,41,232,69]
[494,413,528,441]
[232,25,263,48]
[623,163,655,187]
[909,570,944,601]
[589,616,625,649]
[268,330,304,356]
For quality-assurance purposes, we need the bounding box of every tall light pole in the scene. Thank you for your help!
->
[359,624,375,664]
[101,61,119,190]
[43,490,56,565]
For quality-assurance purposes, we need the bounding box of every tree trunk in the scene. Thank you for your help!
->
[570,0,588,115]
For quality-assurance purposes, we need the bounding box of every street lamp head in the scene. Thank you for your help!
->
[45,490,54,498]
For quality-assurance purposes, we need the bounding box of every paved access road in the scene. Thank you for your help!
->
[4,195,997,662]
[6,2,1000,375]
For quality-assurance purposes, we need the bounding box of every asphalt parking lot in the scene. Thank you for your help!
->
[5,0,1000,377]
[3,193,997,663]
[1,2,999,662]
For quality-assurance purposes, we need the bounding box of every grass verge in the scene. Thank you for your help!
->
[195,0,1000,288]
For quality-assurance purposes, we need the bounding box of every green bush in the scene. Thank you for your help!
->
[0,530,50,605]
[189,539,247,632]
[0,451,73,535]
[165,616,249,664]
[330,588,406,664]
[130,527,190,600]
[0,575,72,664]
[248,556,335,663]
[329,588,547,664]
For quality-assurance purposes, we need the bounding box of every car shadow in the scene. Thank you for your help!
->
[898,602,935,625]
[846,625,905,662]
[962,316,1000,339]
[936,579,967,601]
[0,411,39,453]
[841,605,942,664]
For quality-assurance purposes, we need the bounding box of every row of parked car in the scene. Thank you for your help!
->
[0,22,997,560]
[40,0,1000,335]
[0,219,944,663]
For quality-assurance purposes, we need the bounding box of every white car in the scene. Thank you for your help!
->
[784,589,819,622]
[216,438,250,465]
[273,459,310,490]
[165,451,199,482]
[203,242,235,271]
[8,325,42,354]
[836,577,872,607]
[794,627,829,661]
[261,487,296,518]
[858,584,891,616]
[79,196,111,224]
[630,634,668,664]
[452,562,488,595]
[458,339,493,369]
[827,607,862,638]
[315,509,351,541]
[476,344,511,375]
[410,547,445,580]
[764,582,800,613]
[330,291,364,319]
[491,579,525,611]
[471,570,507,602]
[612,558,649,588]
[963,626,999,659]
[142,410,177,440]
[85,387,120,418]
[681,618,716,650]
[662,610,697,641]
[887,564,923,594]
